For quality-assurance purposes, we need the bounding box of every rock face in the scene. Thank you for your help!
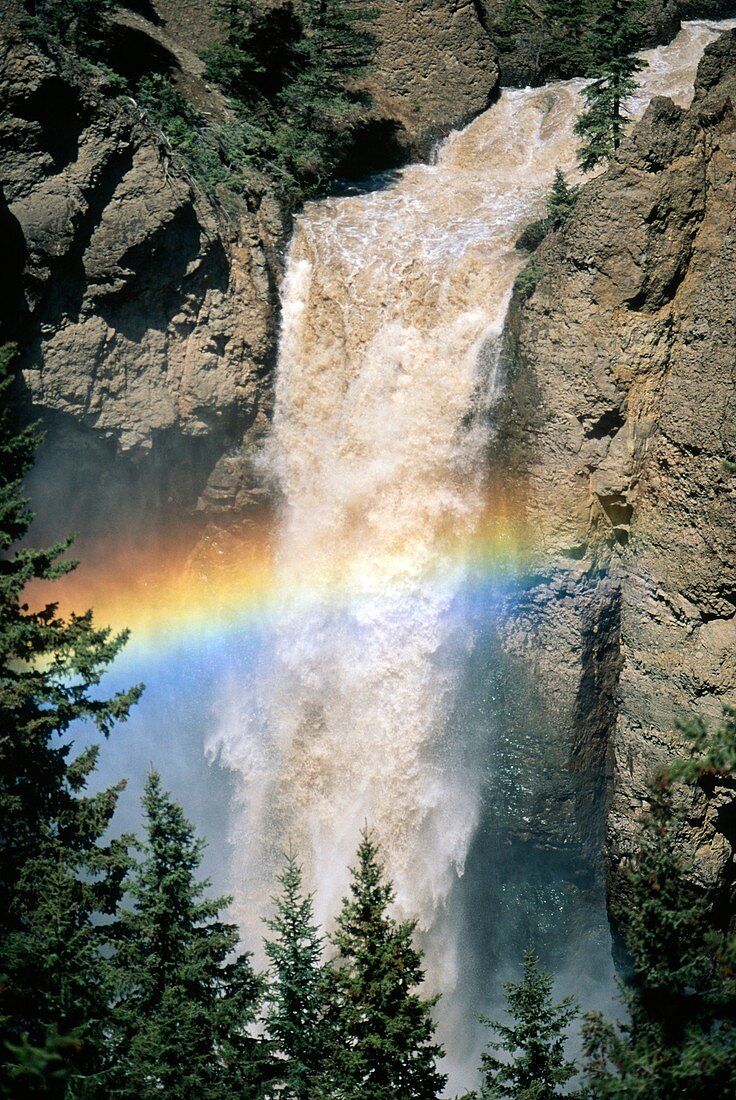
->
[361,0,498,157]
[0,0,498,517]
[151,0,499,161]
[494,30,736,912]
[0,28,278,517]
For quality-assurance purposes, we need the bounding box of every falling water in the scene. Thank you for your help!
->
[210,17,736,1083]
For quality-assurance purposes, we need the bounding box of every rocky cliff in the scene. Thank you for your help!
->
[150,0,500,161]
[493,30,736,916]
[0,20,280,520]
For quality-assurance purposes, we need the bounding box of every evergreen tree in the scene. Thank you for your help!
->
[478,947,578,1100]
[328,828,446,1100]
[546,169,578,229]
[574,0,647,171]
[492,0,541,54]
[199,0,379,205]
[490,0,596,84]
[582,710,736,1098]
[542,0,594,80]
[666,706,736,787]
[516,168,577,252]
[202,1,303,105]
[262,850,334,1099]
[276,0,377,188]
[0,343,142,1094]
[24,0,113,57]
[108,772,266,1098]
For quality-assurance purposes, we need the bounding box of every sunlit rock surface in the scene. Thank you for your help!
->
[496,27,736,914]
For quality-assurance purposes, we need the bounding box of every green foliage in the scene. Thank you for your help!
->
[613,787,708,1006]
[0,1025,78,1098]
[574,0,647,171]
[517,168,578,251]
[262,851,335,1098]
[108,771,266,1098]
[201,0,378,207]
[582,707,736,1099]
[546,168,578,228]
[329,828,447,1100]
[478,947,578,1099]
[203,1,303,105]
[492,0,648,165]
[490,0,615,83]
[23,0,112,57]
[665,706,736,786]
[130,0,378,210]
[0,344,142,1093]
[516,257,543,299]
[490,0,544,60]
[135,75,250,204]
[542,0,596,79]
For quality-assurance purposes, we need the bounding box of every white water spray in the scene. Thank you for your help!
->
[210,14,735,1062]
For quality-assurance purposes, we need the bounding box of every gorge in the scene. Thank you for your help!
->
[2,2,736,1093]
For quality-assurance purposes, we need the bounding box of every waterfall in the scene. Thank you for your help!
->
[209,17,735,1084]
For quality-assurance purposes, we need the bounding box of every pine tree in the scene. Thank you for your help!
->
[329,828,447,1100]
[542,0,594,80]
[478,947,578,1100]
[108,772,266,1099]
[202,1,303,105]
[574,0,647,171]
[546,168,578,229]
[262,850,334,1099]
[582,710,736,1098]
[26,0,113,57]
[277,0,377,187]
[0,343,142,1094]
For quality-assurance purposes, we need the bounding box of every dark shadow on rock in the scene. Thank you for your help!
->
[94,201,209,334]
[29,144,136,333]
[106,22,179,87]
[13,73,85,172]
[339,118,409,179]
[0,185,29,344]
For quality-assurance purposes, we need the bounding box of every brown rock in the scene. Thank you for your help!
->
[494,30,736,907]
[0,30,276,510]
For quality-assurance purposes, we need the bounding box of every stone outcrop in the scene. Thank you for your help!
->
[493,30,736,913]
[360,0,498,158]
[0,27,279,517]
[150,0,499,161]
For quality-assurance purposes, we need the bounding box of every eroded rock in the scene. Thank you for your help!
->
[494,29,736,910]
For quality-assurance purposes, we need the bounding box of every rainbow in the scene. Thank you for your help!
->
[28,491,535,667]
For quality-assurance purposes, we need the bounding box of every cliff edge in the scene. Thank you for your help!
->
[495,29,736,916]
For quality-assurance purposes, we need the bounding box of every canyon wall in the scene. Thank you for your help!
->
[152,0,499,160]
[2,3,735,923]
[494,29,736,912]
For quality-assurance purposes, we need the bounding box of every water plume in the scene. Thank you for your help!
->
[214,17,732,940]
